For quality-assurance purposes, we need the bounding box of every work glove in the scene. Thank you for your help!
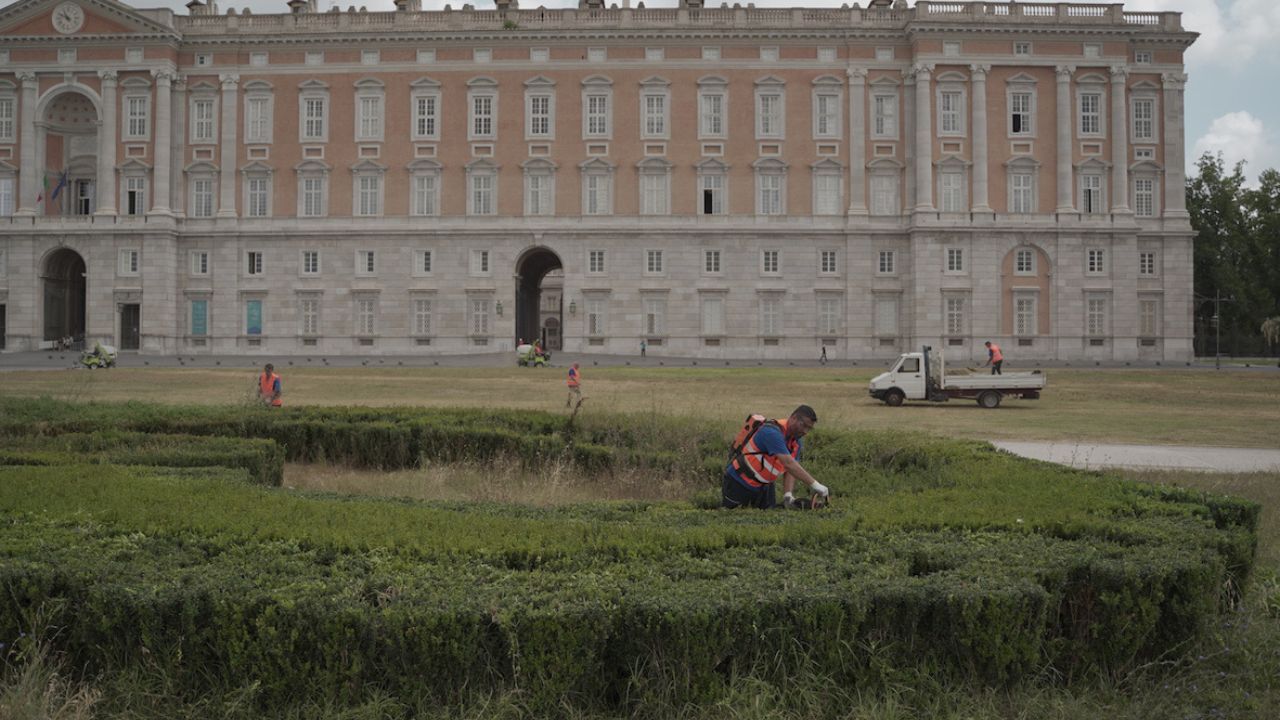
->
[810,481,829,498]
[783,492,796,509]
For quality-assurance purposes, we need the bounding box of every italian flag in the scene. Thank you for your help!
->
[36,173,49,204]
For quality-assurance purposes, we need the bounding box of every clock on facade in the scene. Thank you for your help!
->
[52,2,85,34]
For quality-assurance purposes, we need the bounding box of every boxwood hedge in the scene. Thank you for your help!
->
[0,397,1260,714]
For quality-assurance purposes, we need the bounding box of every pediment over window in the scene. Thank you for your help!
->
[116,158,150,172]
[183,160,218,174]
[464,158,499,171]
[578,157,615,171]
[581,75,613,87]
[411,77,441,90]
[120,76,151,90]
[810,158,845,171]
[751,157,789,171]
[467,76,498,88]
[1005,72,1038,85]
[239,160,273,175]
[812,74,844,87]
[636,157,673,171]
[866,157,904,170]
[1074,157,1112,172]
[188,81,218,93]
[406,158,443,173]
[755,75,786,87]
[934,154,971,169]
[524,75,556,88]
[1076,73,1107,86]
[697,75,728,87]
[243,80,273,93]
[294,159,331,173]
[520,158,558,172]
[0,159,17,173]
[1130,80,1160,92]
[695,158,730,173]
[351,160,387,174]
[869,75,901,87]
[935,71,968,83]
[354,78,386,90]
[1129,159,1163,174]
[1005,156,1041,170]
[639,76,670,87]
[298,79,329,91]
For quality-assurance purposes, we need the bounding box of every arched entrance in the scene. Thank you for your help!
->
[514,247,563,350]
[42,248,86,344]
[39,89,102,216]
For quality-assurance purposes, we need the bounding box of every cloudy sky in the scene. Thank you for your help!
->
[19,0,1280,183]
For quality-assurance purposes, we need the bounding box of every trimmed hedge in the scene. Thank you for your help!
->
[0,397,1261,714]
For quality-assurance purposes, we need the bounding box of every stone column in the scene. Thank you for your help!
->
[1162,72,1188,218]
[903,69,916,211]
[1110,66,1130,213]
[16,72,38,214]
[150,70,173,215]
[217,73,239,218]
[914,63,934,211]
[96,70,118,215]
[171,76,187,216]
[1055,65,1075,213]
[970,63,991,212]
[846,67,868,216]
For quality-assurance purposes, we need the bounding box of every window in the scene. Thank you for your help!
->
[1084,43,1101,59]
[191,179,214,218]
[761,250,780,275]
[1015,296,1037,336]
[586,297,606,336]
[813,171,842,215]
[1139,251,1157,276]
[356,88,385,142]
[356,250,376,277]
[468,169,495,216]
[939,90,963,135]
[190,250,209,276]
[299,175,327,218]
[245,94,272,144]
[355,297,377,335]
[756,166,785,215]
[1079,92,1102,136]
[588,250,606,274]
[946,247,965,273]
[415,250,433,275]
[1015,248,1035,275]
[703,46,721,61]
[300,296,320,335]
[306,51,324,65]
[527,92,553,138]
[818,296,841,335]
[588,47,606,63]
[412,173,439,216]
[0,97,14,143]
[1010,91,1033,135]
[190,300,208,337]
[413,297,433,336]
[756,89,784,138]
[870,174,899,216]
[1134,178,1155,217]
[645,47,664,62]
[249,52,268,67]
[124,176,146,216]
[875,295,898,336]
[471,250,491,276]
[1135,50,1153,65]
[701,296,725,336]
[699,89,725,138]
[246,176,270,218]
[1014,42,1032,56]
[118,249,140,276]
[640,171,670,215]
[470,90,496,140]
[300,88,328,142]
[1010,172,1035,213]
[470,297,491,335]
[945,297,966,336]
[704,250,721,274]
[302,250,320,275]
[872,93,897,139]
[641,90,668,138]
[584,170,612,215]
[646,250,664,275]
[643,297,665,336]
[355,174,382,217]
[525,170,554,216]
[247,251,264,276]
[125,95,149,139]
[413,89,440,139]
[814,92,840,138]
[940,171,965,212]
[1087,248,1106,274]
[1139,298,1160,336]
[820,250,838,275]
[362,50,379,65]
[191,97,215,143]
[878,250,895,275]
[699,167,726,215]
[584,90,611,138]
[1086,296,1108,336]
[74,180,93,215]
[760,296,782,336]
[194,53,211,67]
[1081,174,1105,214]
[1132,98,1155,142]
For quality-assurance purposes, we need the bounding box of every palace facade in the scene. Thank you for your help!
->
[0,0,1196,361]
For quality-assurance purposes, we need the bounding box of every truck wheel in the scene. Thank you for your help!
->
[978,391,1002,409]
[884,389,905,407]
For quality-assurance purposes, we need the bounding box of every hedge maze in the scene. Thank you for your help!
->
[0,397,1260,714]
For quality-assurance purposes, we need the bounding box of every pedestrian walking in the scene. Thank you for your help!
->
[982,341,1004,375]
[820,346,827,365]
[640,339,647,358]
[566,362,582,407]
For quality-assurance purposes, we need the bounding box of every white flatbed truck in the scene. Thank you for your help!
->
[868,346,1046,409]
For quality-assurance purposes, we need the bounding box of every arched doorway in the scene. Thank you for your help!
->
[39,89,102,216]
[42,248,86,344]
[514,247,563,349]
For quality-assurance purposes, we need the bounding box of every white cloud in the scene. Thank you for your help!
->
[1193,111,1279,183]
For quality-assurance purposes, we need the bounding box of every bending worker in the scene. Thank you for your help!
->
[257,363,283,407]
[982,340,1004,375]
[722,405,829,509]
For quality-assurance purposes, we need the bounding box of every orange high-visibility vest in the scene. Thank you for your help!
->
[567,367,580,387]
[259,372,282,407]
[989,343,1004,363]
[730,418,798,488]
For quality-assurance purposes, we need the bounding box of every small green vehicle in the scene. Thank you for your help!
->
[80,342,118,369]
[516,343,550,368]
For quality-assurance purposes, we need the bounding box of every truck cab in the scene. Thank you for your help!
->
[867,352,929,407]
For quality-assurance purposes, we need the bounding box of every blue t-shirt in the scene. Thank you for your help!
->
[726,422,801,487]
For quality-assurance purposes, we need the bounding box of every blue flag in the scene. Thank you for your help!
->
[49,171,68,202]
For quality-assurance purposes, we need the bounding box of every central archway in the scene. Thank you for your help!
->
[42,248,86,343]
[514,247,563,349]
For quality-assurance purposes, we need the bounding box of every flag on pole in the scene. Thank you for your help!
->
[49,170,69,202]
[37,173,50,204]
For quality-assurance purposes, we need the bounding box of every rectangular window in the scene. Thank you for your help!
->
[758,175,783,215]
[362,50,379,65]
[871,175,898,216]
[588,250,606,274]
[1139,251,1157,276]
[1010,92,1032,135]
[0,177,10,216]
[704,249,721,274]
[301,177,325,217]
[0,97,15,142]
[1082,175,1104,214]
[815,93,839,137]
[644,297,665,335]
[820,250,837,275]
[302,97,326,140]
[470,298,491,335]
[818,297,840,335]
[1139,298,1159,336]
[760,297,781,336]
[762,250,779,275]
[643,93,667,137]
[873,94,897,138]
[814,174,841,215]
[1015,296,1037,336]
[245,299,263,335]
[700,93,724,137]
[118,249,139,276]
[302,250,320,275]
[1010,173,1034,213]
[356,176,381,216]
[1014,42,1032,56]
[355,298,376,335]
[412,175,438,216]
[524,174,551,216]
[245,96,270,143]
[586,298,606,336]
[190,300,208,336]
[414,94,438,138]
[1132,98,1155,142]
[1087,248,1106,274]
[940,172,964,212]
[417,250,433,274]
[1015,249,1035,274]
[1134,178,1155,217]
[469,250,491,276]
[700,174,724,215]
[939,91,962,134]
[126,95,148,138]
[125,176,146,216]
[1135,50,1153,64]
[585,175,610,215]
[190,251,209,276]
[414,298,433,336]
[701,296,724,336]
[247,177,269,218]
[1087,296,1108,336]
[1080,93,1102,135]
[946,297,966,336]
[528,94,551,137]
[586,94,610,137]
[646,249,664,275]
[357,95,383,140]
[300,297,320,335]
[875,296,898,336]
[192,179,214,218]
[247,251,264,276]
[757,93,782,137]
[878,250,895,274]
[192,98,214,142]
[946,248,965,273]
[470,174,494,215]
[357,250,376,276]
[640,173,668,215]
[472,95,494,138]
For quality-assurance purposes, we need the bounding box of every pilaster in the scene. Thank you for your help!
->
[171,77,187,217]
[846,66,868,217]
[970,64,992,212]
[16,72,38,214]
[1055,65,1075,213]
[1110,66,1130,214]
[150,70,174,215]
[217,73,239,218]
[913,63,934,211]
[96,70,118,216]
[1162,72,1189,218]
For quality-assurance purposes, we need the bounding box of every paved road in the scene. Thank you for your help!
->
[992,441,1280,473]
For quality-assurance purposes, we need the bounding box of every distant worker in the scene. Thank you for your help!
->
[982,341,1004,375]
[257,363,283,407]
[722,405,829,510]
[565,362,582,407]
[640,339,647,358]
[820,346,828,365]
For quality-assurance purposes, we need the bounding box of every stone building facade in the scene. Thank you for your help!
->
[0,0,1196,361]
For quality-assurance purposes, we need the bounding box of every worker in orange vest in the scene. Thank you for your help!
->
[723,405,828,510]
[982,341,1004,375]
[565,362,582,408]
[257,363,283,407]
